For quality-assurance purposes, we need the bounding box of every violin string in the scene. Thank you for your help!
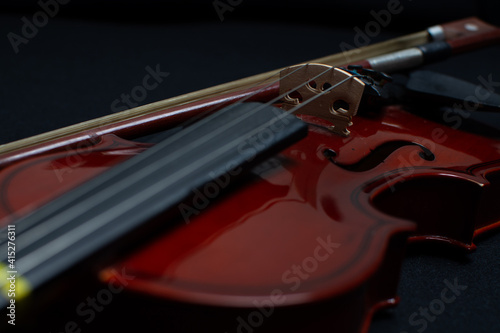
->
[6,67,363,271]
[0,64,326,268]
[0,63,322,240]
[0,64,309,238]
[6,67,365,276]
[7,64,337,255]
[16,73,366,277]
[142,63,313,138]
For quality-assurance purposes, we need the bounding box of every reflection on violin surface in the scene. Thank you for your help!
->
[0,7,500,333]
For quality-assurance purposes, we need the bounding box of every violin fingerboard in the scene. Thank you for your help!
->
[0,102,308,307]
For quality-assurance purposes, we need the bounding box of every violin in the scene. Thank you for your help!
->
[1,15,500,333]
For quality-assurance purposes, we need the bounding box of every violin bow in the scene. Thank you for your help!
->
[0,17,498,161]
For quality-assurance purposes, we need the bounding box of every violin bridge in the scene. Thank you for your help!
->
[279,64,365,136]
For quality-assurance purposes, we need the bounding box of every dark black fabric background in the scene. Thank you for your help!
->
[1,1,499,332]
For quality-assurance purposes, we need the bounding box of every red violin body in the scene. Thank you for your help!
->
[1,100,499,332]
